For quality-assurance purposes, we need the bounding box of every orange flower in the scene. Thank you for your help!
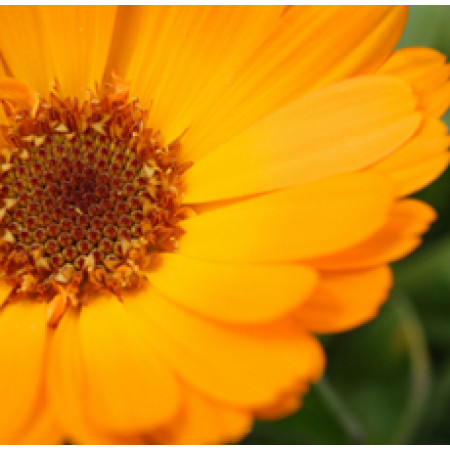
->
[0,5,448,445]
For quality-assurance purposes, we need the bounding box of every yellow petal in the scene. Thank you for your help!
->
[0,300,47,444]
[14,398,64,445]
[107,6,284,143]
[38,6,117,97]
[309,199,436,271]
[255,385,308,421]
[148,253,317,323]
[181,173,394,263]
[79,294,181,434]
[107,6,405,154]
[385,153,449,197]
[153,385,252,445]
[378,47,450,118]
[48,309,147,444]
[0,66,7,142]
[294,266,393,333]
[422,81,450,118]
[0,6,54,95]
[0,278,13,308]
[369,117,449,196]
[124,287,325,408]
[0,77,38,113]
[181,6,407,160]
[184,76,421,203]
[48,310,92,443]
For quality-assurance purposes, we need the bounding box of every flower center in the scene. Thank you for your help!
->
[0,82,191,323]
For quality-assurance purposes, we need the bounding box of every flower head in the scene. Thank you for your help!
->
[0,5,448,444]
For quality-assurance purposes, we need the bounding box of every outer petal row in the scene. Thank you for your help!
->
[0,301,48,443]
[45,291,324,442]
[183,75,421,203]
[1,6,406,146]
[0,6,117,98]
[181,172,394,263]
[148,254,317,323]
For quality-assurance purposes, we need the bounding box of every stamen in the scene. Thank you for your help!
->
[0,82,190,324]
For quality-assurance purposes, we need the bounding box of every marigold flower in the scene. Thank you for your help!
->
[0,5,448,445]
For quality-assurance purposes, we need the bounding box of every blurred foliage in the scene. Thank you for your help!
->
[241,6,450,445]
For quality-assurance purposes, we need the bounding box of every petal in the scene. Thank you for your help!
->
[153,385,252,445]
[309,199,436,271]
[107,7,405,154]
[0,77,38,112]
[0,6,117,98]
[148,253,317,324]
[0,66,6,138]
[79,294,181,434]
[0,6,54,95]
[0,55,6,76]
[48,310,147,444]
[0,278,14,308]
[378,47,450,118]
[0,299,47,444]
[182,6,407,160]
[369,117,449,196]
[294,266,393,333]
[181,173,394,263]
[107,6,283,144]
[15,398,64,445]
[422,82,450,118]
[255,385,308,421]
[124,287,325,408]
[38,6,117,97]
[183,76,421,203]
[48,310,94,443]
[384,153,449,198]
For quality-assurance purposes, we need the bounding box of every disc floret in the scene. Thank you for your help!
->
[0,82,191,323]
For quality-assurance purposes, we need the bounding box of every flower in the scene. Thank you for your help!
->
[0,5,448,445]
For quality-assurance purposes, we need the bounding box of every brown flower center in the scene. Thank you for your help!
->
[0,82,191,323]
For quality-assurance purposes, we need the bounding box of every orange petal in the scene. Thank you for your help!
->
[14,397,64,445]
[38,6,117,98]
[378,47,450,118]
[369,117,449,196]
[48,310,98,444]
[39,5,116,97]
[48,309,148,444]
[0,67,8,144]
[107,6,283,144]
[181,173,394,263]
[309,199,436,271]
[78,294,181,434]
[255,385,308,421]
[153,385,252,445]
[184,75,421,203]
[0,6,117,98]
[0,278,13,308]
[181,6,407,160]
[422,81,450,118]
[294,266,393,333]
[106,7,405,153]
[0,6,54,96]
[148,253,317,323]
[0,299,47,444]
[0,77,38,113]
[385,153,449,198]
[124,287,325,408]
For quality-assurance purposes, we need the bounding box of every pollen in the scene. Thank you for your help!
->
[0,81,191,324]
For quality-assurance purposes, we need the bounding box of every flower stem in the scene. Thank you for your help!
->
[391,292,431,444]
[315,377,365,444]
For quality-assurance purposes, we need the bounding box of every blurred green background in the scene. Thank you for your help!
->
[242,6,450,445]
